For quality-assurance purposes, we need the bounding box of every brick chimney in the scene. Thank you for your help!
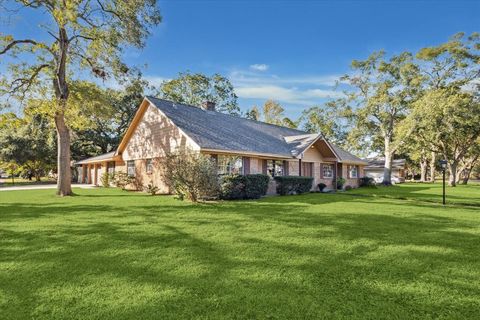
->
[202,101,216,111]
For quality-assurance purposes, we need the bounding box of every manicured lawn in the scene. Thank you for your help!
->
[1,184,479,319]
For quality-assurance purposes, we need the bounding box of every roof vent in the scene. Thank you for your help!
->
[201,101,216,111]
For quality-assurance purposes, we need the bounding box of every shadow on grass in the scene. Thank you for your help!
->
[1,191,479,318]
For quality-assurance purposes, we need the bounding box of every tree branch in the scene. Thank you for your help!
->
[0,39,37,55]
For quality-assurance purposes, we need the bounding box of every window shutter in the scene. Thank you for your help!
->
[262,159,267,174]
[311,163,315,178]
[283,160,289,176]
[243,157,250,175]
[320,163,324,179]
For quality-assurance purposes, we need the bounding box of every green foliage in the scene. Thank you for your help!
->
[244,174,270,199]
[344,185,353,191]
[245,106,260,120]
[111,172,134,190]
[336,177,346,190]
[144,182,159,195]
[317,183,327,192]
[220,175,246,200]
[100,172,110,188]
[159,71,239,115]
[160,150,220,202]
[219,174,270,200]
[0,112,56,178]
[274,176,313,195]
[359,176,376,187]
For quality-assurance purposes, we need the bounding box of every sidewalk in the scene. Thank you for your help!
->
[0,183,96,191]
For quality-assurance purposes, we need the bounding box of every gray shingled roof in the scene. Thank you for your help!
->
[330,144,367,164]
[365,158,406,169]
[139,97,364,163]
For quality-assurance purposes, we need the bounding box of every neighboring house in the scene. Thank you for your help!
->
[363,158,406,183]
[76,97,367,194]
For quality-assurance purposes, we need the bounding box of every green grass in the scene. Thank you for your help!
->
[0,184,479,319]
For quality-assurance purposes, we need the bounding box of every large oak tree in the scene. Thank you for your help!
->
[0,0,161,195]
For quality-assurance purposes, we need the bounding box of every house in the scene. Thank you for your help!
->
[76,97,367,194]
[363,158,406,183]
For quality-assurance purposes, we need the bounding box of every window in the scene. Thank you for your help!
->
[146,159,153,174]
[127,160,135,177]
[107,161,115,174]
[267,160,284,177]
[217,155,243,175]
[349,165,358,178]
[322,164,333,178]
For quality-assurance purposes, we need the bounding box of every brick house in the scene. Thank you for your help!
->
[76,97,367,193]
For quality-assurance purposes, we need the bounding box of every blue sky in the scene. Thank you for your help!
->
[2,0,479,118]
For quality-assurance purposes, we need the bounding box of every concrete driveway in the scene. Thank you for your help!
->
[0,183,96,191]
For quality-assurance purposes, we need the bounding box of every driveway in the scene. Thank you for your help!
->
[0,183,96,191]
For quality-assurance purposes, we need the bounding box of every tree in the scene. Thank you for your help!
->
[0,0,161,195]
[301,101,348,147]
[159,150,219,202]
[245,106,261,121]
[159,72,239,115]
[340,51,421,184]
[410,87,480,186]
[72,75,153,157]
[0,112,56,180]
[263,100,285,125]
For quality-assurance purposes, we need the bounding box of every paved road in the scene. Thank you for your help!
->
[0,183,96,191]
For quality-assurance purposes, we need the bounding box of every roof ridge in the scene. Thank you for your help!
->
[146,96,307,135]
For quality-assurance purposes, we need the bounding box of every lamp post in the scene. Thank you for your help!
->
[439,160,447,205]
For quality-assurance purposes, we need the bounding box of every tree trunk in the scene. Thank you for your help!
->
[383,149,394,185]
[429,151,436,182]
[53,27,72,196]
[461,166,473,184]
[420,159,427,182]
[448,161,457,187]
[55,111,72,196]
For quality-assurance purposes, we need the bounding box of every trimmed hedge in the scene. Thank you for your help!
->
[220,174,270,200]
[359,176,376,187]
[274,176,313,196]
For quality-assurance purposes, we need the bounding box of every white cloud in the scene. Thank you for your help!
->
[236,85,343,105]
[249,64,269,72]
[230,69,344,105]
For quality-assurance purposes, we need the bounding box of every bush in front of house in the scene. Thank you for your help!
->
[220,174,270,200]
[100,172,110,187]
[160,150,220,202]
[317,183,327,192]
[274,176,313,196]
[220,175,246,200]
[244,174,270,199]
[111,172,135,190]
[144,182,159,195]
[336,177,346,190]
[359,176,376,187]
[345,185,353,191]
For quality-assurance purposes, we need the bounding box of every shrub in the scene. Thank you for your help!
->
[336,177,346,190]
[144,182,159,195]
[100,172,110,188]
[112,172,135,190]
[359,176,376,187]
[220,175,245,200]
[317,183,327,192]
[220,174,270,200]
[345,185,352,191]
[160,150,220,202]
[244,174,270,199]
[274,176,313,196]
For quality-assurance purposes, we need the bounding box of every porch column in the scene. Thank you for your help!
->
[82,164,87,184]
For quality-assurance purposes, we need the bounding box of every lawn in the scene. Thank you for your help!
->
[0,184,479,319]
